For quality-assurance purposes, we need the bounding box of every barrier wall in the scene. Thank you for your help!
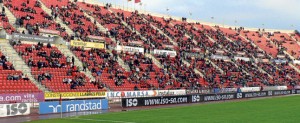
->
[39,99,109,114]
[122,90,299,108]
[0,89,298,116]
[0,103,31,117]
[45,92,106,100]
[106,90,186,98]
[122,95,190,107]
[12,33,56,43]
[2,87,289,102]
[0,92,44,104]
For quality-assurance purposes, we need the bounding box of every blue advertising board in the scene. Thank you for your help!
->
[39,99,108,114]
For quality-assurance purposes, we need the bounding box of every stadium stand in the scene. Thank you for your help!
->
[13,42,101,92]
[154,53,204,89]
[4,0,69,39]
[120,52,162,89]
[0,50,40,93]
[76,2,133,46]
[264,32,300,58]
[114,9,173,50]
[294,33,300,41]
[70,46,132,91]
[240,30,279,57]
[0,0,298,93]
[39,0,108,41]
[0,7,16,34]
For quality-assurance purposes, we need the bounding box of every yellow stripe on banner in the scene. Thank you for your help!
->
[45,92,106,99]
[70,40,105,49]
[0,39,8,42]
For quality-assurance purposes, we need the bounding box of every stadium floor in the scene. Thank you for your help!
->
[2,95,299,123]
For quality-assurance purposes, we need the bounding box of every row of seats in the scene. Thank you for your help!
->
[120,52,162,89]
[1,16,16,34]
[40,0,107,41]
[4,0,69,38]
[70,47,134,91]
[106,5,300,89]
[14,43,98,92]
[0,50,40,94]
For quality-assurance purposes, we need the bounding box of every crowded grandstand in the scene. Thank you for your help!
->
[0,0,299,122]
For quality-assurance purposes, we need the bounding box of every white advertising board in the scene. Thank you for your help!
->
[0,103,30,117]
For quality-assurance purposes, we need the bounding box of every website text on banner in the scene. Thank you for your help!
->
[122,90,298,107]
[70,40,105,49]
[45,92,106,99]
[0,92,44,104]
[122,96,189,107]
[39,99,108,114]
[0,103,31,117]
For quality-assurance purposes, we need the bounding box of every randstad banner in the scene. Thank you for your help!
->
[39,99,108,114]
[45,92,106,99]
[70,40,105,49]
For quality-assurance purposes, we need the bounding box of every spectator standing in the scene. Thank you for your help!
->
[82,61,87,72]
[72,56,75,65]
[66,56,71,65]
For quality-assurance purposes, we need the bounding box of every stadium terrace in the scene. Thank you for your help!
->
[0,0,299,122]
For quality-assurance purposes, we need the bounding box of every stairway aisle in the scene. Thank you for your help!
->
[0,40,49,92]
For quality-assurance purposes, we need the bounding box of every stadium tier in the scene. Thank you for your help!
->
[0,0,299,94]
[4,0,69,38]
[70,47,130,91]
[13,43,101,92]
[39,0,108,40]
[0,8,16,34]
[0,50,40,93]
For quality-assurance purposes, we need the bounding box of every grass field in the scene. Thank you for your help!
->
[27,95,300,123]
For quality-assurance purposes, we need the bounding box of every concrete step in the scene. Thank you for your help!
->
[148,20,178,46]
[182,59,205,77]
[106,50,130,71]
[38,0,75,36]
[145,53,163,68]
[108,8,149,42]
[289,63,300,74]
[207,58,225,74]
[82,11,108,33]
[0,40,49,92]
[55,44,96,81]
[3,6,16,26]
[261,34,294,60]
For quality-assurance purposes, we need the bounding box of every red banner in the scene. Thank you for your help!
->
[135,0,141,3]
[193,48,201,52]
[163,44,174,49]
[129,41,143,45]
[87,35,105,41]
[39,28,60,35]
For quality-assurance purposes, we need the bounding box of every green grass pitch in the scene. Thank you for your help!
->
[27,95,300,123]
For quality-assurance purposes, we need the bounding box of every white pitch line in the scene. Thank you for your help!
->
[68,118,136,123]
